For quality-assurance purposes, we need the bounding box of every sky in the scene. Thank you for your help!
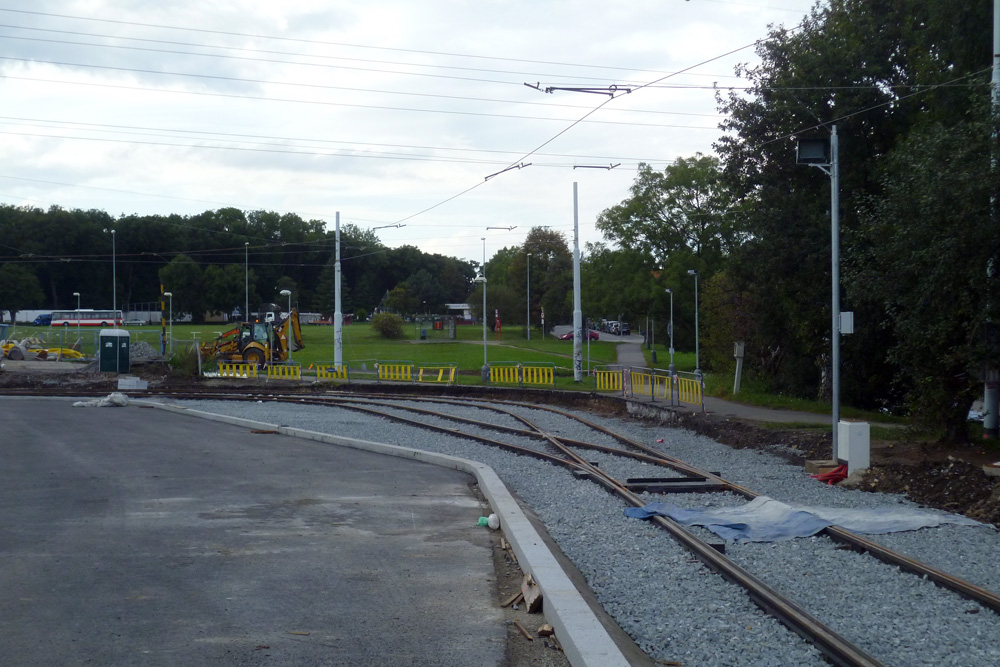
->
[0,0,822,265]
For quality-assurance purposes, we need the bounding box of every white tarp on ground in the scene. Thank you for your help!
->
[72,392,130,408]
[624,495,986,542]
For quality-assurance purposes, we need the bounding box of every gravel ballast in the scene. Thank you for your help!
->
[173,398,1000,667]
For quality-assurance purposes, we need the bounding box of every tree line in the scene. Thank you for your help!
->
[0,206,478,324]
[595,0,999,439]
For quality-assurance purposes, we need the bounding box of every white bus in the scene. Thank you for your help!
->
[50,309,123,327]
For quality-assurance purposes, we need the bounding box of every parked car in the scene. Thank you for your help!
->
[619,322,631,336]
[558,330,599,340]
[123,318,147,326]
[32,313,52,326]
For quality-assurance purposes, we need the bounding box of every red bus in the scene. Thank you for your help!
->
[51,309,124,327]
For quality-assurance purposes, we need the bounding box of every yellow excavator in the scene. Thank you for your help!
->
[200,309,304,367]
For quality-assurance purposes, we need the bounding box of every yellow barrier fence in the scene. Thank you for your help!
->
[417,366,456,384]
[653,374,674,401]
[521,364,554,387]
[631,371,653,397]
[377,362,413,382]
[267,364,301,380]
[489,364,520,385]
[594,369,622,392]
[316,364,349,381]
[676,375,703,406]
[218,362,258,378]
[489,363,555,387]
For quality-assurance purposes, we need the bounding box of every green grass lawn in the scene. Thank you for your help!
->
[8,322,619,387]
[3,321,930,431]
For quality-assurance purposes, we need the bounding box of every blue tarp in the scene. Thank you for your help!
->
[623,496,986,542]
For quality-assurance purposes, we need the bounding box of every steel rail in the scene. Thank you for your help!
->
[325,392,1000,617]
[500,401,1000,616]
[509,411,885,667]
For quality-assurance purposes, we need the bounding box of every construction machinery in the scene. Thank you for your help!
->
[200,309,304,367]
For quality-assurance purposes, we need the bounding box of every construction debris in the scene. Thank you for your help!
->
[501,590,524,608]
[520,573,542,613]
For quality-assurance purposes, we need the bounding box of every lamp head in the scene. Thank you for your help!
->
[687,269,698,276]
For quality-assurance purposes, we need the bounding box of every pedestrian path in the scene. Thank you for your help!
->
[614,342,831,425]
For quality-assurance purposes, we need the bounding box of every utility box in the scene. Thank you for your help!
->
[99,329,130,373]
[838,421,870,475]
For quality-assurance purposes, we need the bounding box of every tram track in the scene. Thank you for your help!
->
[9,385,1000,665]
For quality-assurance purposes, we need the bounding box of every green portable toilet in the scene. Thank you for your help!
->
[99,329,130,373]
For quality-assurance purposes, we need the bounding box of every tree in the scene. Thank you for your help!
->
[202,264,248,318]
[596,156,736,268]
[714,0,993,409]
[0,263,44,322]
[159,255,205,322]
[385,284,418,315]
[849,110,1000,440]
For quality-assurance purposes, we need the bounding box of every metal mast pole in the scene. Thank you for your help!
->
[572,182,583,382]
[667,288,675,373]
[111,229,117,330]
[526,253,531,341]
[334,212,343,368]
[244,242,249,322]
[482,238,488,370]
[831,125,842,459]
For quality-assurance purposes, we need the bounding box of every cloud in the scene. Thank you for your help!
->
[0,0,818,261]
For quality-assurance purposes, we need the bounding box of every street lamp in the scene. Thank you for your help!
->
[244,242,250,323]
[474,273,488,380]
[798,128,843,456]
[526,252,531,341]
[279,289,292,361]
[687,270,700,377]
[163,292,173,354]
[665,288,675,373]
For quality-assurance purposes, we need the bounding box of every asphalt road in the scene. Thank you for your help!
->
[1,397,504,666]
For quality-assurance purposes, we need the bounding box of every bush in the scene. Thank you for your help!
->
[370,312,404,339]
[169,346,200,376]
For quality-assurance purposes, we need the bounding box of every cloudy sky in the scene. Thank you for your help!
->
[0,0,820,264]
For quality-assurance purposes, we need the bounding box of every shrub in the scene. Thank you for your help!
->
[370,312,404,339]
[169,346,200,376]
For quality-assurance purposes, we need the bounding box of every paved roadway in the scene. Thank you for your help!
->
[1,397,505,667]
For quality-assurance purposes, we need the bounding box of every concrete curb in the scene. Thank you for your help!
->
[139,400,631,667]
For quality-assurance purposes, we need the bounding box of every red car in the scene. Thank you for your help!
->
[558,330,599,340]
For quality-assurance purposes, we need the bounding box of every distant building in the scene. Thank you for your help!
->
[446,303,473,324]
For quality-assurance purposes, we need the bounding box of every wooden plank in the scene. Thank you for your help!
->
[521,574,542,613]
[501,591,524,608]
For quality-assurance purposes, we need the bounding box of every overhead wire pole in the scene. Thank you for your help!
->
[334,212,343,369]
[573,182,583,382]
